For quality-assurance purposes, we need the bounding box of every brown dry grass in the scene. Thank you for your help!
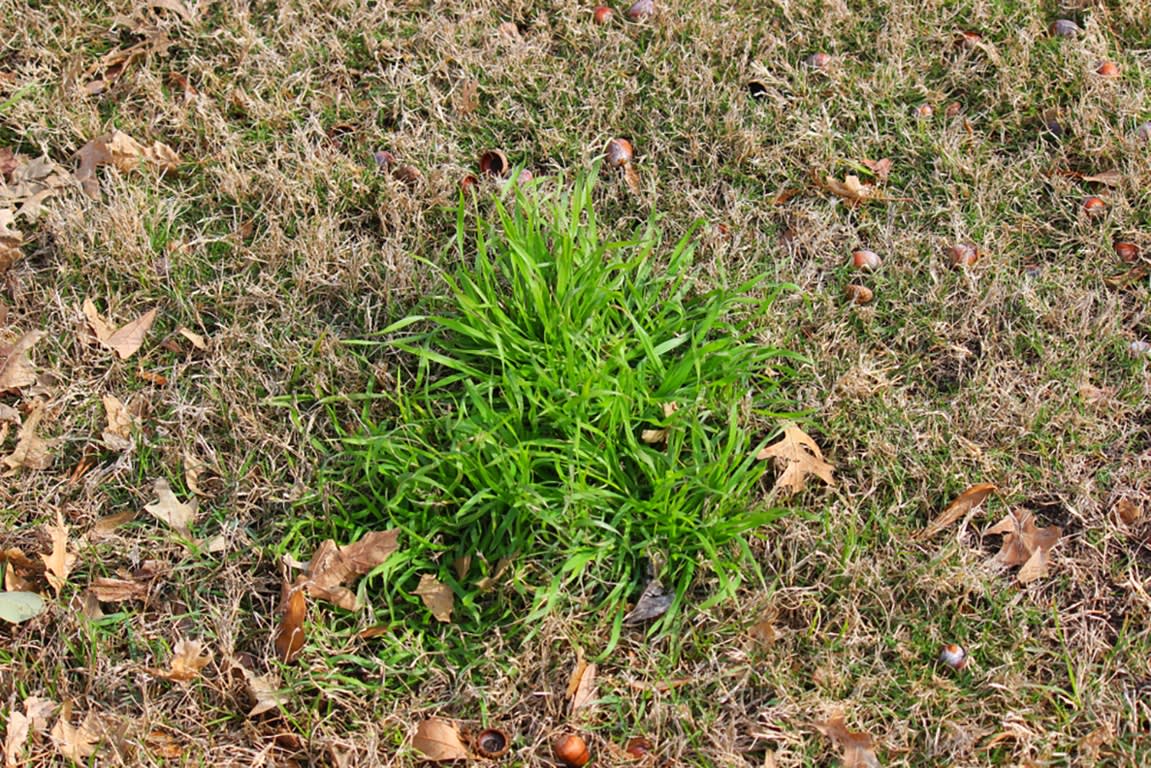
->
[2,0,1151,765]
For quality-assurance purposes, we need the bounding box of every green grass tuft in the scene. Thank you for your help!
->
[325,175,802,633]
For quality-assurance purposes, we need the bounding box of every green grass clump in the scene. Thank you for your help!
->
[333,175,800,630]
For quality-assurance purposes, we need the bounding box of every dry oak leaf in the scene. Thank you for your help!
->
[150,639,212,682]
[0,330,43,391]
[50,712,101,765]
[82,298,157,359]
[301,529,399,610]
[568,660,598,715]
[755,424,835,495]
[0,208,22,274]
[40,511,77,596]
[0,154,71,218]
[89,576,150,603]
[4,711,30,767]
[101,394,139,450]
[986,509,1061,584]
[273,579,307,663]
[1083,169,1122,187]
[815,714,881,768]
[1,403,53,473]
[623,576,673,625]
[74,130,179,198]
[412,718,469,762]
[414,574,454,623]
[921,483,996,538]
[816,172,910,206]
[861,157,892,183]
[144,478,198,535]
[228,659,289,717]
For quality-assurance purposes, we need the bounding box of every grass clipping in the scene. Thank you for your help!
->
[334,177,799,627]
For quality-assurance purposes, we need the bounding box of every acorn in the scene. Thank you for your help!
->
[844,284,874,305]
[939,643,968,670]
[851,249,881,270]
[475,728,511,759]
[1096,61,1120,78]
[625,0,653,21]
[459,173,479,193]
[392,164,423,187]
[480,149,511,178]
[949,243,979,267]
[1082,196,1106,217]
[804,52,832,70]
[912,103,933,119]
[624,737,654,758]
[372,150,396,170]
[553,734,590,768]
[955,30,981,48]
[593,5,613,23]
[605,138,634,167]
[1049,19,1080,38]
[945,101,963,118]
[1114,241,1140,263]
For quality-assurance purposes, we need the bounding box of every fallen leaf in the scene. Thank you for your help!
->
[184,452,210,496]
[641,402,679,444]
[302,530,399,610]
[455,79,480,116]
[414,574,454,623]
[0,155,70,218]
[2,402,53,473]
[473,555,514,591]
[0,592,46,624]
[40,511,76,596]
[1114,498,1141,525]
[861,158,892,182]
[1083,169,1122,187]
[623,576,673,625]
[237,666,288,717]
[985,509,1062,584]
[23,697,56,734]
[150,639,212,682]
[4,712,29,767]
[755,424,836,495]
[89,576,150,603]
[0,330,43,391]
[101,395,138,450]
[921,483,997,538]
[144,478,198,535]
[0,208,22,274]
[274,580,307,663]
[816,714,881,768]
[82,33,173,95]
[816,172,910,206]
[74,131,179,198]
[50,713,101,765]
[748,618,777,647]
[82,299,158,359]
[1103,262,1150,289]
[177,326,207,350]
[144,729,183,760]
[569,660,598,715]
[412,718,469,762]
[91,510,137,535]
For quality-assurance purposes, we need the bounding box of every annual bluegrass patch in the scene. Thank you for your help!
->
[320,176,802,634]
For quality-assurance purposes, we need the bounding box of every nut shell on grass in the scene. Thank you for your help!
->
[605,138,634,167]
[1049,19,1080,38]
[625,0,653,21]
[844,284,873,305]
[804,52,832,70]
[480,149,511,178]
[939,643,968,670]
[474,728,511,759]
[553,734,590,767]
[851,249,881,270]
[1096,61,1120,78]
[1114,241,1140,263]
[948,243,980,267]
[1082,196,1106,217]
[593,5,613,23]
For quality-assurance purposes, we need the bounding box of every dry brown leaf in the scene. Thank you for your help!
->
[623,164,641,196]
[473,555,513,591]
[74,130,179,198]
[569,661,598,715]
[236,665,287,717]
[414,574,454,623]
[816,714,881,768]
[82,299,158,359]
[40,511,76,596]
[274,579,307,663]
[0,330,43,391]
[154,639,212,682]
[89,576,150,603]
[144,729,183,760]
[455,79,480,116]
[1103,262,1151,289]
[861,157,892,182]
[623,576,673,625]
[985,509,1062,583]
[755,424,836,495]
[1083,169,1122,187]
[0,208,22,274]
[23,697,56,734]
[101,395,138,450]
[0,155,70,218]
[412,718,469,762]
[817,173,910,206]
[921,483,996,538]
[1,403,53,473]
[748,619,777,647]
[4,712,29,767]
[184,452,210,496]
[1114,498,1141,525]
[302,530,399,610]
[91,510,137,535]
[177,326,207,350]
[50,713,101,765]
[144,478,198,535]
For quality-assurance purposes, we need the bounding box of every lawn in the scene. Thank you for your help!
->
[1,0,1150,765]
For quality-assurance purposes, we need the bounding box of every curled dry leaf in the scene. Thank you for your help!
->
[0,330,43,391]
[144,478,198,535]
[1113,498,1141,525]
[641,401,678,444]
[815,172,910,206]
[412,718,469,762]
[815,714,881,768]
[921,483,996,538]
[82,299,158,359]
[0,154,70,218]
[2,403,53,473]
[50,712,101,765]
[4,711,30,767]
[301,529,399,610]
[986,509,1061,584]
[568,660,598,715]
[755,424,835,496]
[1083,169,1122,187]
[860,158,892,183]
[273,580,307,663]
[89,576,151,603]
[74,130,179,198]
[0,208,22,274]
[414,573,454,622]
[41,511,76,596]
[150,639,212,682]
[101,395,139,451]
[623,576,673,625]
